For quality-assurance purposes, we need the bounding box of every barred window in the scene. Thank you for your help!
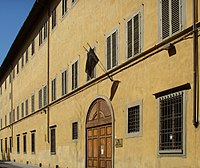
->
[0,139,2,153]
[72,122,78,140]
[127,102,142,137]
[159,0,184,40]
[159,91,185,154]
[50,127,56,154]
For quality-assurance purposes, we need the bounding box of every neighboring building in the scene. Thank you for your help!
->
[0,0,200,168]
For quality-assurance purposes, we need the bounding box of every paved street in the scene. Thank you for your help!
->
[0,161,39,168]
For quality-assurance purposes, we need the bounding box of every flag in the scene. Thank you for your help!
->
[85,47,99,77]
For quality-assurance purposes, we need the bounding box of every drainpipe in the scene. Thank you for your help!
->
[193,0,199,128]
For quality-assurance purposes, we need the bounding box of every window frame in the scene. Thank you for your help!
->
[71,60,79,90]
[72,121,78,141]
[157,91,186,156]
[23,133,27,154]
[39,88,43,109]
[17,135,20,154]
[51,78,56,102]
[105,27,119,71]
[31,94,35,113]
[62,0,68,17]
[52,7,57,30]
[126,100,143,138]
[125,6,143,59]
[158,0,186,41]
[61,69,68,96]
[31,131,36,154]
[50,126,56,155]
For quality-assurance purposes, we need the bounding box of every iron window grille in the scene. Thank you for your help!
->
[158,91,185,154]
[72,122,78,140]
[17,106,19,120]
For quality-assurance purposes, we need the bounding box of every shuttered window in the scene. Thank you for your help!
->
[25,99,28,116]
[31,95,35,113]
[160,0,183,40]
[52,8,57,29]
[127,12,142,58]
[62,70,68,96]
[72,61,78,90]
[62,0,68,16]
[44,21,48,40]
[39,89,42,109]
[17,106,19,120]
[39,28,43,46]
[51,78,56,101]
[21,102,24,118]
[31,39,35,56]
[43,85,47,106]
[106,29,118,70]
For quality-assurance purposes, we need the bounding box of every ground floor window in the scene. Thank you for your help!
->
[50,126,56,155]
[31,131,36,154]
[158,91,185,154]
[72,122,78,140]
[17,135,20,154]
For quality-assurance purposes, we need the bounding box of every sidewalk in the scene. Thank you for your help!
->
[0,161,40,168]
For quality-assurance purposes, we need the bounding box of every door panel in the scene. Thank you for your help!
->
[87,125,112,168]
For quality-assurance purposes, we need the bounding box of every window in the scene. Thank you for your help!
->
[31,131,35,154]
[72,61,78,90]
[5,79,6,90]
[31,94,35,113]
[13,109,15,122]
[9,74,11,83]
[52,8,57,29]
[9,111,12,124]
[44,21,48,40]
[31,39,35,55]
[13,68,15,79]
[23,133,27,154]
[51,78,56,101]
[0,86,2,95]
[17,135,20,154]
[39,28,43,46]
[21,102,24,118]
[0,139,2,153]
[17,106,19,120]
[43,85,47,106]
[126,10,142,58]
[0,118,2,128]
[25,49,28,63]
[62,0,68,16]
[25,99,28,116]
[72,122,78,140]
[127,102,142,137]
[158,91,185,154]
[21,55,24,68]
[39,88,42,109]
[5,138,7,153]
[106,29,118,70]
[17,61,19,74]
[9,137,12,153]
[50,127,56,154]
[62,70,68,96]
[159,0,185,40]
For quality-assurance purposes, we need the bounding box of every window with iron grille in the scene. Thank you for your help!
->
[17,135,20,154]
[31,131,35,154]
[25,99,28,116]
[106,29,118,70]
[17,106,19,120]
[31,39,35,56]
[51,78,56,101]
[158,91,185,154]
[9,137,12,153]
[21,102,24,118]
[62,0,68,16]
[72,61,78,90]
[31,94,35,113]
[159,0,185,40]
[52,8,57,29]
[72,122,78,140]
[43,85,47,106]
[23,133,27,154]
[126,101,142,137]
[50,127,56,154]
[126,10,142,59]
[62,70,68,96]
[39,88,43,109]
[25,49,28,63]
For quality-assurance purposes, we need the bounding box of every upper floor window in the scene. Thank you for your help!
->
[21,102,24,118]
[31,94,35,113]
[43,85,48,106]
[62,70,68,96]
[51,78,56,101]
[159,0,185,40]
[39,88,42,109]
[72,60,78,90]
[106,29,118,70]
[31,39,35,55]
[17,61,19,74]
[44,21,48,40]
[17,106,19,120]
[126,9,143,59]
[25,49,28,63]
[39,28,43,46]
[62,0,68,16]
[21,55,24,68]
[25,99,28,116]
[52,8,57,29]
[158,91,185,155]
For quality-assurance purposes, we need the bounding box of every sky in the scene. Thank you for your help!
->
[0,0,35,66]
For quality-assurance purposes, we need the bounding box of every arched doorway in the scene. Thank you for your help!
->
[86,98,113,168]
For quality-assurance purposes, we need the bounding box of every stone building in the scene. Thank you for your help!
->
[0,0,200,167]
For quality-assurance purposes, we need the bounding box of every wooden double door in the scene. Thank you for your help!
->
[87,124,112,168]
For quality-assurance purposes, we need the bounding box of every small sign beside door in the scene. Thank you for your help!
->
[115,138,123,148]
